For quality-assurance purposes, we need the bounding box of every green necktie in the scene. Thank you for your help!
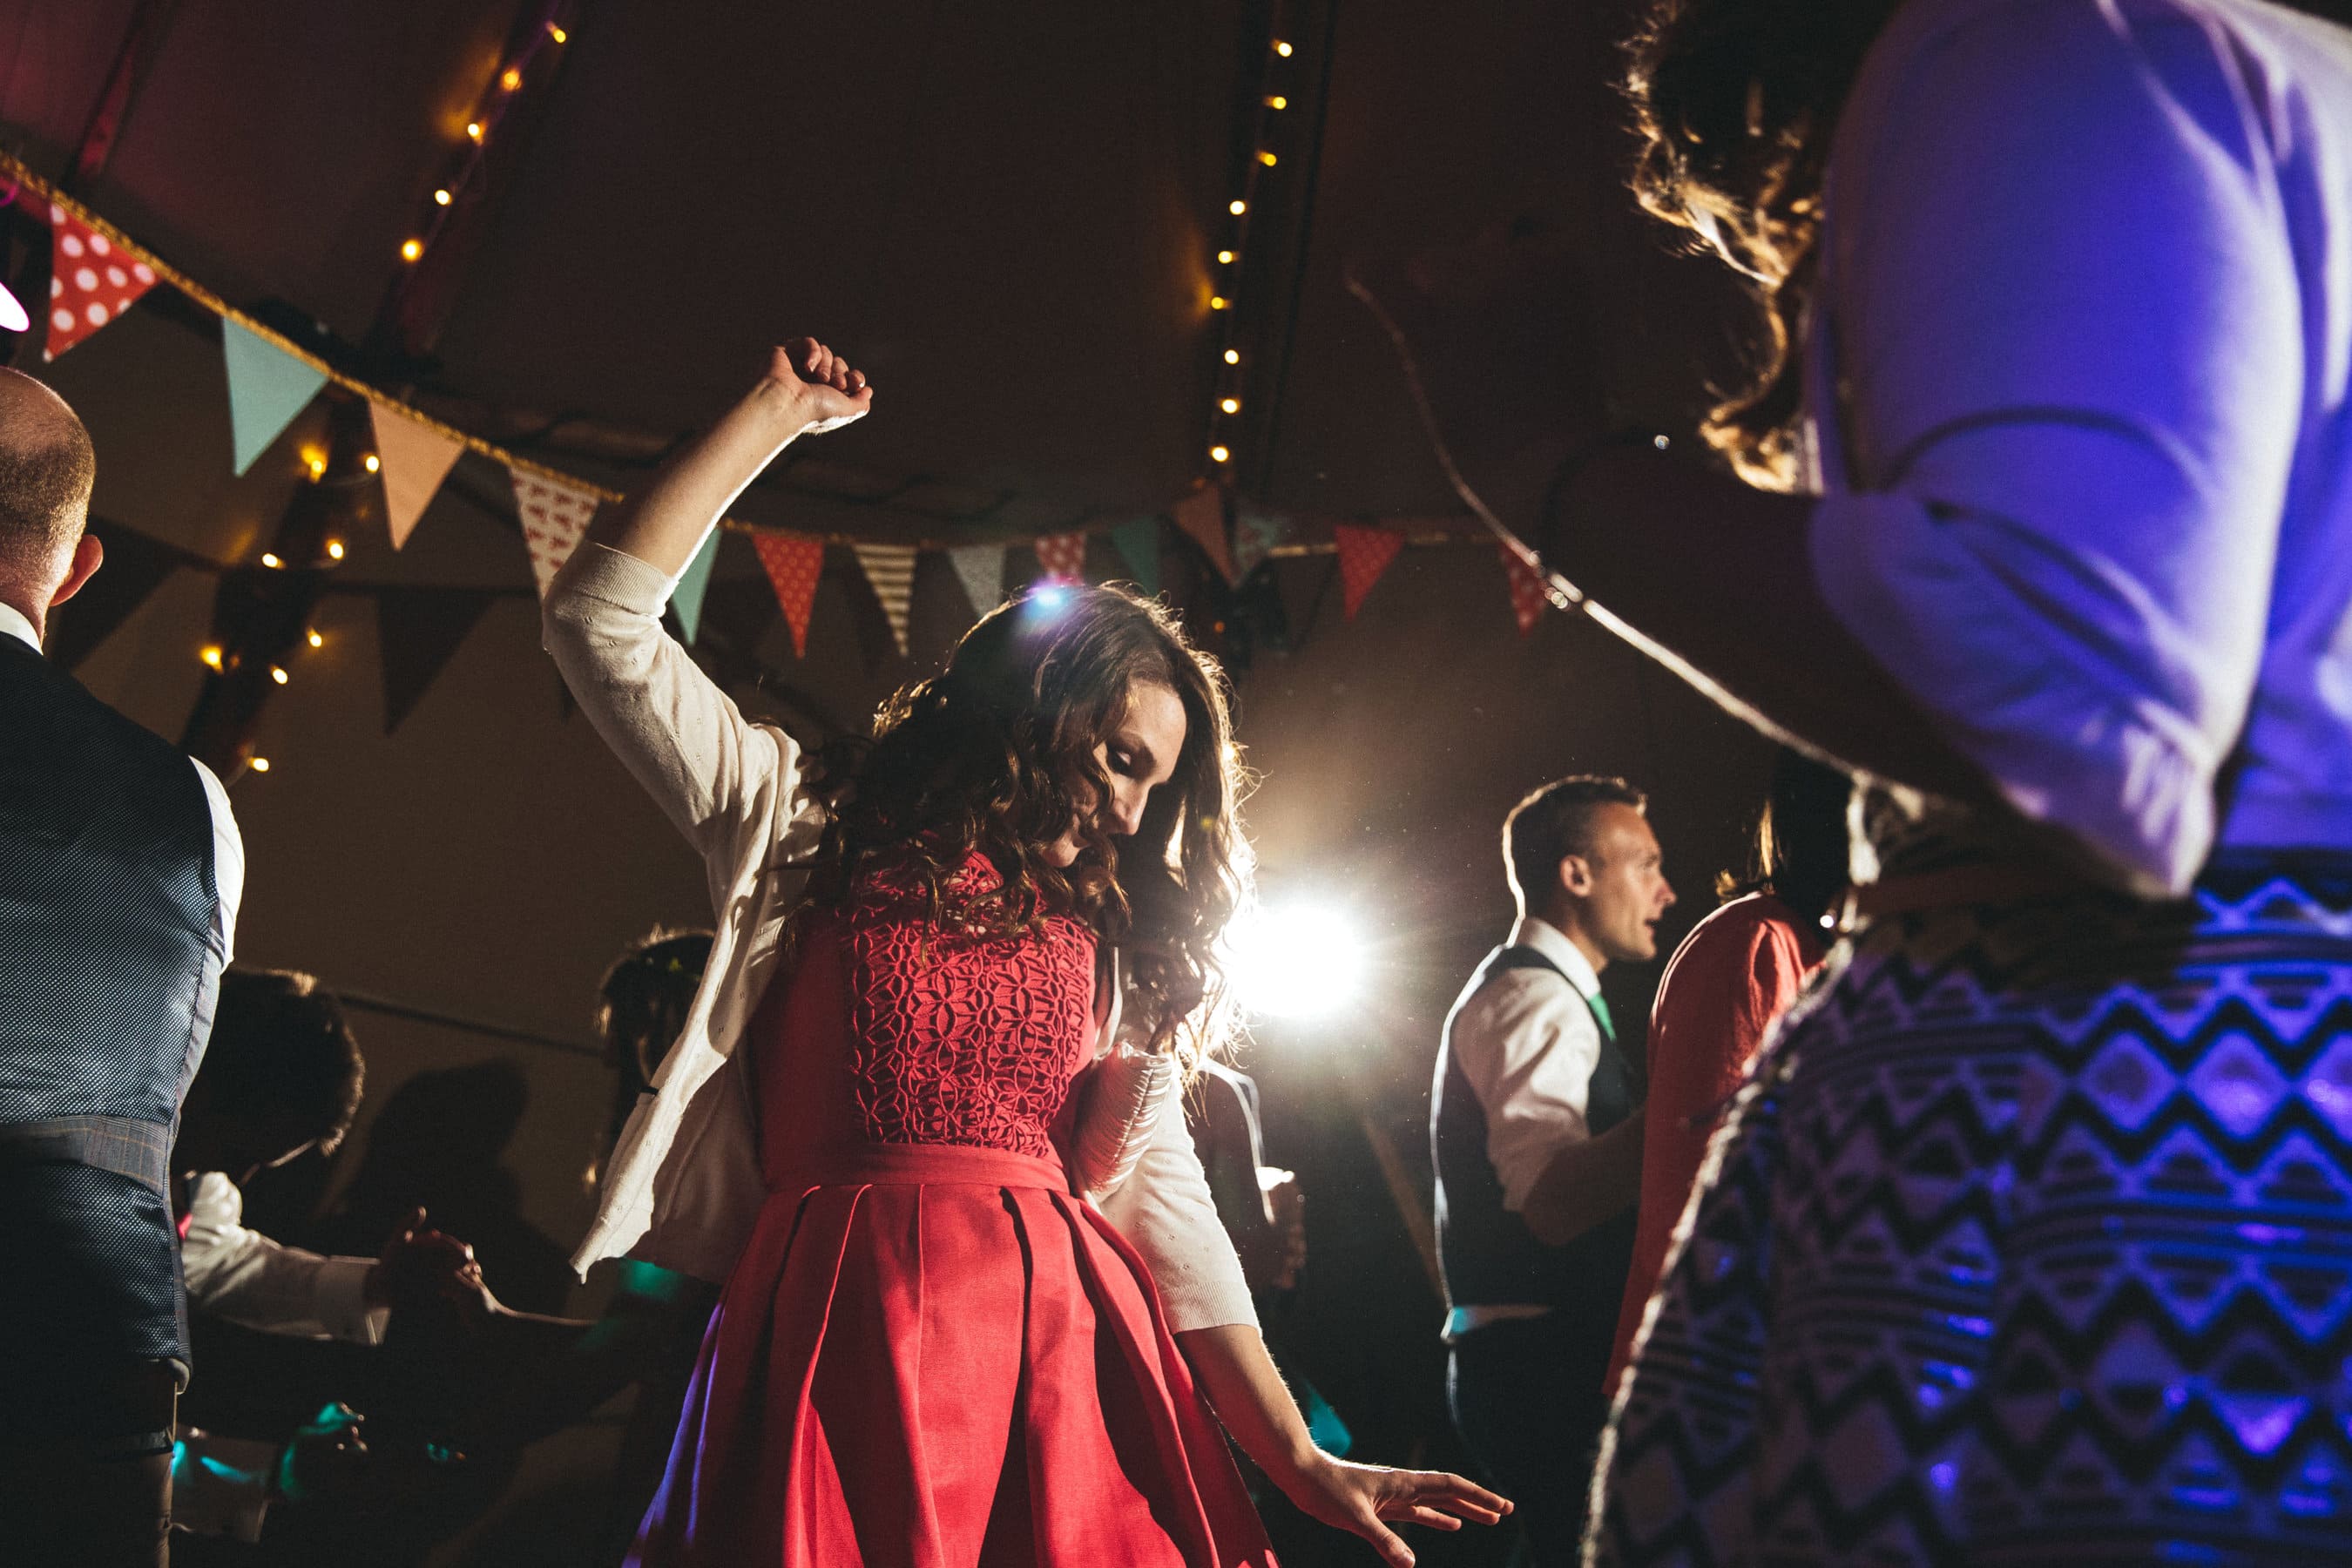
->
[1585,990,1617,1044]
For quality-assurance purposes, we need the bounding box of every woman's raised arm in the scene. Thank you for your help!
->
[542,342,871,872]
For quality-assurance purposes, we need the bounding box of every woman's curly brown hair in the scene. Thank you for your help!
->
[792,583,1252,1073]
[1625,0,1901,486]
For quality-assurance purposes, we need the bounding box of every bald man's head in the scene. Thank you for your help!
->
[0,369,94,596]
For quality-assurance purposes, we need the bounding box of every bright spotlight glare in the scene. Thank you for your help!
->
[1228,902,1368,1020]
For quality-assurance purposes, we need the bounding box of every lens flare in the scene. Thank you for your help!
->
[1227,901,1369,1020]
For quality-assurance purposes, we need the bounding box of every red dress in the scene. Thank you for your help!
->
[629,857,1275,1567]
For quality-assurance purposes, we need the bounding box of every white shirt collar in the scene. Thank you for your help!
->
[0,599,37,653]
[1507,915,1602,998]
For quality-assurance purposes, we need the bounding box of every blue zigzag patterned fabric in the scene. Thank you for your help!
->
[1592,853,2352,1565]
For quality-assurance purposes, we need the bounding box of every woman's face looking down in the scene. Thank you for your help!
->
[1041,679,1186,868]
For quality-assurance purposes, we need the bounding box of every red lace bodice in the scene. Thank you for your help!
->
[831,855,1098,1159]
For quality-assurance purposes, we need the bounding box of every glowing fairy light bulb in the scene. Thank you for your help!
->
[260,553,282,569]
[248,756,270,774]
[465,121,483,142]
[199,645,223,670]
[1229,199,1247,215]
[1267,95,1288,110]
[1209,295,1229,310]
[1259,151,1277,166]
[1217,249,1234,264]
[433,189,452,206]
[306,629,324,649]
[1224,348,1240,364]
[326,540,346,561]
[401,238,423,261]
[364,453,382,473]
[547,23,568,42]
[1274,39,1293,56]
[1220,397,1240,414]
[1210,444,1231,463]
[270,666,288,686]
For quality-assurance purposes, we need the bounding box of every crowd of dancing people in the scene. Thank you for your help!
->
[11,0,2352,1560]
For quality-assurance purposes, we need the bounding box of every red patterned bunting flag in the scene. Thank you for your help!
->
[1331,524,1406,619]
[510,469,599,598]
[1034,531,1086,584]
[45,206,156,361]
[1501,541,1550,635]
[754,531,826,657]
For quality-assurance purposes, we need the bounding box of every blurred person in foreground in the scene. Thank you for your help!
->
[1354,0,2352,1558]
[1431,775,1674,1565]
[544,338,1504,1565]
[1604,751,1848,1399]
[0,368,240,1566]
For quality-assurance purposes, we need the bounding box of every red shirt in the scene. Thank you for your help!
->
[1605,894,1824,1396]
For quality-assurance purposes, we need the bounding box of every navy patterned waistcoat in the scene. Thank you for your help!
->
[1433,945,1639,1338]
[0,632,222,1377]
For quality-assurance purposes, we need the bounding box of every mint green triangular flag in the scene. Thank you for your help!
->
[670,525,722,644]
[1110,518,1162,597]
[222,319,328,476]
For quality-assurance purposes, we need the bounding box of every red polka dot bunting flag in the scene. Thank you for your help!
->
[510,468,600,598]
[1500,540,1551,635]
[1034,531,1086,584]
[44,206,157,361]
[1330,524,1405,619]
[754,531,826,657]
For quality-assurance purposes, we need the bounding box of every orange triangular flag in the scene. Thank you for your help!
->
[1169,485,1234,583]
[369,402,464,550]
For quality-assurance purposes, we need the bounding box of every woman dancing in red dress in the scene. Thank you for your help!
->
[544,340,1506,1567]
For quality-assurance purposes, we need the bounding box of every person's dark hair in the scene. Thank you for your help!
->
[1625,0,1902,485]
[1715,748,1852,923]
[586,928,712,1192]
[796,584,1251,1069]
[1504,774,1648,910]
[202,969,366,1155]
[0,375,95,581]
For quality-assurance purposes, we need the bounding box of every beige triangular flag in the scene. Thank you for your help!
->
[370,402,464,550]
[852,542,918,655]
[510,468,601,598]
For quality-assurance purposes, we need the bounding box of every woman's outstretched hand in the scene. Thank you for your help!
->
[763,337,873,436]
[1275,1452,1512,1568]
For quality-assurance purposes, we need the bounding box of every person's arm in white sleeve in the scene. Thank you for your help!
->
[179,1173,387,1344]
[1449,971,1601,1208]
[541,341,868,871]
[191,759,241,968]
[1096,1083,1256,1332]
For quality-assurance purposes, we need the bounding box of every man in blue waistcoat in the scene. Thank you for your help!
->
[0,368,244,1565]
[1432,775,1673,1565]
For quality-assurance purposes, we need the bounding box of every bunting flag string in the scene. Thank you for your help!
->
[369,402,466,549]
[1170,485,1234,583]
[852,542,918,656]
[1109,518,1162,598]
[222,319,331,476]
[1034,531,1086,585]
[511,469,599,598]
[945,544,1004,619]
[1331,524,1406,619]
[44,206,157,361]
[1501,539,1551,635]
[754,531,826,657]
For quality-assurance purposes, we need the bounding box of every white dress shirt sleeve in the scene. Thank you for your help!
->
[1448,970,1604,1213]
[1094,1075,1259,1334]
[190,758,243,968]
[179,1172,389,1344]
[1808,0,2301,895]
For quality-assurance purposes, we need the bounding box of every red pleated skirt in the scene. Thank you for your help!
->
[628,1144,1276,1567]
